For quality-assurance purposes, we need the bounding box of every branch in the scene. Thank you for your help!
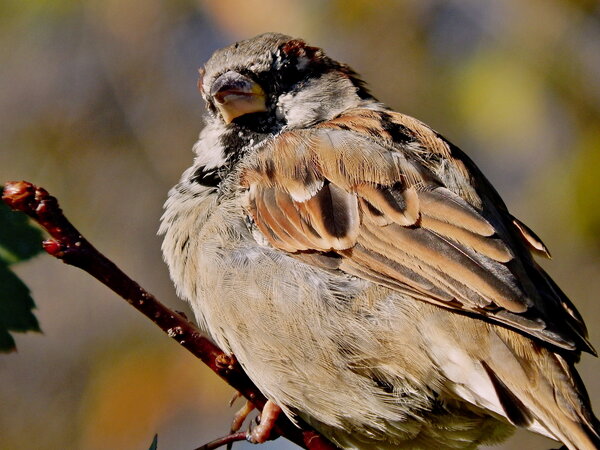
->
[2,181,338,450]
[194,431,248,450]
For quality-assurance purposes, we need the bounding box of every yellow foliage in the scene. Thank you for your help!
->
[78,337,230,450]
[571,129,600,244]
[454,52,546,152]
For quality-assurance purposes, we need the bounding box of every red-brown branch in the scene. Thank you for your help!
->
[194,431,249,450]
[2,180,338,450]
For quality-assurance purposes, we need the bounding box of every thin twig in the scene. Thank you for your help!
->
[2,181,339,450]
[194,431,249,450]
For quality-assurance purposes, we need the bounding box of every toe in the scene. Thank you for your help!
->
[249,400,281,443]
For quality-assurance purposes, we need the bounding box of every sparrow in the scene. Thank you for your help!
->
[160,33,600,449]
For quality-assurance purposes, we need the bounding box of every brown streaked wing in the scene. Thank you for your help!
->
[250,186,300,253]
[241,109,592,353]
[420,215,513,263]
[355,183,419,226]
[297,182,360,251]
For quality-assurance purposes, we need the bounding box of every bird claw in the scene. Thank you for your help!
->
[229,390,242,407]
[227,393,281,446]
[247,400,281,444]
[230,399,256,434]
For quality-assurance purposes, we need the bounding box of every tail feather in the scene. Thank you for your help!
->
[489,328,599,449]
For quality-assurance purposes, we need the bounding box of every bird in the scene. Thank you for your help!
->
[160,32,600,449]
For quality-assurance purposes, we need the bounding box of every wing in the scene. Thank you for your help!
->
[239,108,594,355]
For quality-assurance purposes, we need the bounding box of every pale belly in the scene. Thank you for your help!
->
[166,201,514,449]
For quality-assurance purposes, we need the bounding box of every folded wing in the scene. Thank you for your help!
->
[240,108,594,355]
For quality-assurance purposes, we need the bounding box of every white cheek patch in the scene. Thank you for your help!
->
[276,74,361,128]
[276,91,322,128]
[192,121,228,169]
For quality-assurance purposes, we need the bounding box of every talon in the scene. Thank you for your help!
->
[229,391,242,407]
[231,400,255,433]
[227,402,254,450]
[249,400,281,444]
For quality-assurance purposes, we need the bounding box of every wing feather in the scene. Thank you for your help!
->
[355,184,419,226]
[360,222,522,311]
[419,188,495,236]
[271,189,324,250]
[511,216,552,259]
[294,182,360,251]
[250,186,299,252]
[240,108,593,353]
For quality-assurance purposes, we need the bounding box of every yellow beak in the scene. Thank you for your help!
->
[211,71,267,124]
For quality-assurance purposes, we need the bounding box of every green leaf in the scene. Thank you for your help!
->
[0,327,16,352]
[0,263,41,352]
[0,201,43,264]
[148,434,158,450]
[0,202,43,352]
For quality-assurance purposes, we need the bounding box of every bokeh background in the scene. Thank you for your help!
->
[1,0,600,449]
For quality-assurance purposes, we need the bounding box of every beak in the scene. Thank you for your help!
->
[210,71,267,124]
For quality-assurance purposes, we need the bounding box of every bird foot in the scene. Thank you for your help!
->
[248,400,281,444]
[230,399,256,433]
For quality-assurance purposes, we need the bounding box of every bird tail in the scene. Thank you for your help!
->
[486,329,600,450]
[543,357,600,450]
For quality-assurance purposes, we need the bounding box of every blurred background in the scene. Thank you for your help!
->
[1,0,599,449]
